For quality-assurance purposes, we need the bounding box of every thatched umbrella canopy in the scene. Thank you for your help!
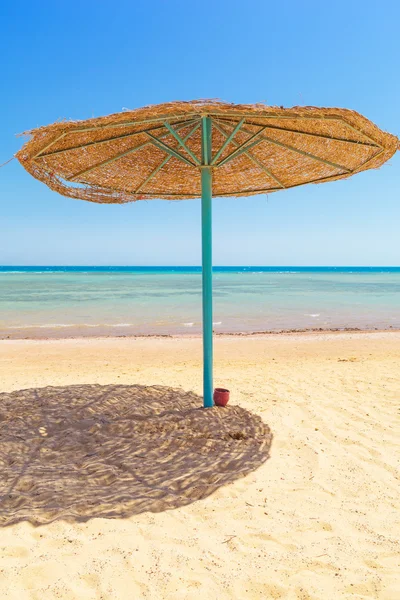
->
[16,100,399,407]
[17,100,398,203]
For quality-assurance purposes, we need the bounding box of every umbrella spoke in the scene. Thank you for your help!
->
[163,122,201,165]
[213,122,285,189]
[33,133,66,158]
[145,133,197,167]
[352,148,384,171]
[135,156,171,194]
[258,132,352,173]
[135,122,201,193]
[216,127,268,167]
[68,142,150,181]
[210,118,245,165]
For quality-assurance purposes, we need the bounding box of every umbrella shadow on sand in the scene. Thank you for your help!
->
[0,384,272,526]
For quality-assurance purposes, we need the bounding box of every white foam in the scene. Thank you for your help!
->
[8,323,135,329]
[9,324,76,329]
[305,314,320,318]
[183,322,194,327]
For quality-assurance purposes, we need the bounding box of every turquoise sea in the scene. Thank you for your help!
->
[0,267,399,338]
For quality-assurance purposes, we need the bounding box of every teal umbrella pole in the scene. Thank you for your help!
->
[201,116,213,407]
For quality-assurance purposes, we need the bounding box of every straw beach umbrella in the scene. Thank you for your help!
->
[16,100,399,407]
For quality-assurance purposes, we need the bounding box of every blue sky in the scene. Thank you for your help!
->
[1,0,399,266]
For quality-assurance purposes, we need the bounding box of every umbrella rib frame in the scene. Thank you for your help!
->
[71,118,268,186]
[65,121,198,182]
[60,149,384,198]
[145,132,197,167]
[212,121,286,189]
[163,122,201,166]
[213,119,385,187]
[216,126,268,167]
[31,109,382,161]
[214,119,352,173]
[31,113,387,195]
[135,122,202,193]
[210,118,245,165]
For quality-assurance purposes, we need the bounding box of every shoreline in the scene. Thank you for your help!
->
[0,325,399,341]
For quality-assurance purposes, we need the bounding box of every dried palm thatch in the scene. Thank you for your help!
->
[16,99,398,204]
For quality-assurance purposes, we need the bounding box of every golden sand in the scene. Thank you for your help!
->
[0,332,399,599]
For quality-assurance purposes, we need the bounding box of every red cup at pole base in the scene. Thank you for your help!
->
[213,388,230,407]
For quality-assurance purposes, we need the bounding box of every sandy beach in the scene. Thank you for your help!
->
[0,331,399,599]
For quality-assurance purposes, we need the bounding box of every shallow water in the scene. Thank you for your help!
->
[0,266,399,337]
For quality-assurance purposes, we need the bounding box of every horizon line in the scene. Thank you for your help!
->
[1,265,399,269]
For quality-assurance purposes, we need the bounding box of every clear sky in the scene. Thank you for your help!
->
[1,0,399,266]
